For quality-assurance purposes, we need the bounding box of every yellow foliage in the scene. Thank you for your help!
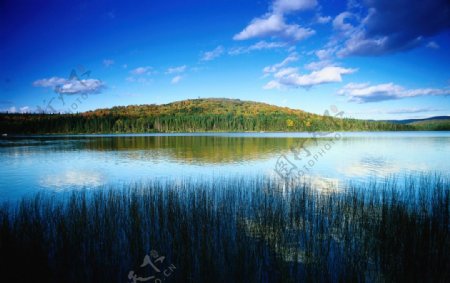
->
[286,119,295,127]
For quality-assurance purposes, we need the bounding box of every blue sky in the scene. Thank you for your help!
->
[0,0,449,119]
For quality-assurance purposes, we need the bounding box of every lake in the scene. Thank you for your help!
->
[1,131,449,201]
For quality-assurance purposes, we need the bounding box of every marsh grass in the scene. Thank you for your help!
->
[0,175,449,282]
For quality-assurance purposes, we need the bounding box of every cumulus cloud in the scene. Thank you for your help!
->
[171,75,183,84]
[103,59,114,67]
[130,66,152,75]
[201,46,224,61]
[233,13,314,41]
[337,0,450,56]
[229,41,287,55]
[338,83,450,103]
[233,0,317,42]
[264,66,356,89]
[33,77,104,94]
[166,65,187,74]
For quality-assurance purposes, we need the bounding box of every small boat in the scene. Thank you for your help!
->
[1,133,7,137]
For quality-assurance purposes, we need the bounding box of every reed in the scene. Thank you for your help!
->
[0,175,448,282]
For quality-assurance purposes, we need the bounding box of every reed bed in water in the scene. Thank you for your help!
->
[0,175,449,282]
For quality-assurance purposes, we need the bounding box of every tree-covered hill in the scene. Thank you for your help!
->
[0,98,414,134]
[385,116,450,131]
[408,119,450,131]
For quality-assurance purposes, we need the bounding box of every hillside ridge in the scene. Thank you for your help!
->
[1,98,448,133]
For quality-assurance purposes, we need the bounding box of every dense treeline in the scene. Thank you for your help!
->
[410,120,450,131]
[0,98,415,134]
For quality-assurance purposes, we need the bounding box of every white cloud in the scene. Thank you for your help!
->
[130,66,152,75]
[250,40,287,50]
[33,77,67,88]
[233,13,314,42]
[171,75,183,84]
[265,66,356,89]
[305,0,448,61]
[316,15,331,24]
[332,12,356,31]
[103,59,114,67]
[304,60,333,71]
[233,0,318,42]
[347,0,362,10]
[19,106,30,113]
[229,41,287,55]
[201,46,224,61]
[1,106,31,114]
[127,66,154,84]
[56,79,104,94]
[272,0,317,15]
[33,77,104,94]
[333,0,450,57]
[274,67,299,79]
[166,65,187,74]
[338,83,450,103]
[263,53,299,74]
[304,48,337,70]
[336,31,392,57]
[384,107,441,114]
[263,80,282,90]
[315,48,335,60]
[426,41,440,49]
[348,107,442,116]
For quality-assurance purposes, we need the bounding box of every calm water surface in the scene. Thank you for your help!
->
[1,132,449,200]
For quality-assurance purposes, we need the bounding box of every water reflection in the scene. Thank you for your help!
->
[0,132,449,200]
[83,135,293,164]
[40,170,105,189]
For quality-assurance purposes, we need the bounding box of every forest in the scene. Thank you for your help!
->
[0,98,424,134]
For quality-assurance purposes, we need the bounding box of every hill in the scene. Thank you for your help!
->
[385,116,450,130]
[408,119,450,131]
[85,98,301,117]
[0,98,414,134]
[386,116,450,124]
